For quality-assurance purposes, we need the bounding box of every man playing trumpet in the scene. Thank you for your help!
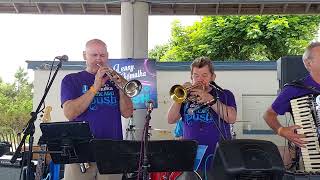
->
[61,39,133,180]
[167,57,237,180]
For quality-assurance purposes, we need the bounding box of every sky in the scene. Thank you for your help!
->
[0,14,201,83]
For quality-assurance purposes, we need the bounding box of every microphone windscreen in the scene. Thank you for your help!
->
[60,55,69,62]
[55,55,69,62]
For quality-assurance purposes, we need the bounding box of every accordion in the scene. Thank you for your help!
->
[290,94,320,172]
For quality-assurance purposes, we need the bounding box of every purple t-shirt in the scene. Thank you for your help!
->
[60,70,122,140]
[180,88,237,170]
[272,75,320,115]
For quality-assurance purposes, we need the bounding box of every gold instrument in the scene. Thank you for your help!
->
[169,82,205,103]
[97,64,142,97]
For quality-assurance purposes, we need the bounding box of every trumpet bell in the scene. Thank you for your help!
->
[124,79,142,98]
[169,85,187,103]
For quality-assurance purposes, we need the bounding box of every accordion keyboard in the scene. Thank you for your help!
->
[290,95,320,172]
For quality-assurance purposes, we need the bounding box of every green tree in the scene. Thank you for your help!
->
[148,44,170,61]
[0,67,33,133]
[149,15,320,61]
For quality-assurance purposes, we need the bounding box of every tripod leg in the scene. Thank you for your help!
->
[125,129,129,140]
[131,131,135,140]
[125,116,137,140]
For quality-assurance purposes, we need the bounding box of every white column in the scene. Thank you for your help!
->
[121,1,148,58]
[121,1,149,140]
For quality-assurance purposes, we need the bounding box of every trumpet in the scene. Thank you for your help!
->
[169,82,205,103]
[97,64,142,97]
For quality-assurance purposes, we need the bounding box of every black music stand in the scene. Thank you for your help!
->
[39,121,94,164]
[92,139,198,174]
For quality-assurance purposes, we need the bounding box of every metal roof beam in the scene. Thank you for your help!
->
[238,4,242,14]
[282,3,288,13]
[12,3,19,13]
[144,0,320,4]
[104,3,109,14]
[81,3,86,14]
[35,3,42,13]
[259,4,264,14]
[171,3,175,14]
[2,0,320,4]
[0,1,319,15]
[305,3,311,13]
[215,3,219,14]
[58,3,64,13]
[317,4,320,11]
[3,0,119,4]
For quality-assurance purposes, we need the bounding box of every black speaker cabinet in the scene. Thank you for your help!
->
[210,139,285,180]
[277,56,308,90]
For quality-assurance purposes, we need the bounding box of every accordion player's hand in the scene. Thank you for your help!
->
[279,125,306,147]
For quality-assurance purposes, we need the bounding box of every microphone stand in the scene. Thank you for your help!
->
[10,60,64,180]
[142,103,153,180]
[208,107,226,142]
[206,86,227,141]
[207,84,229,154]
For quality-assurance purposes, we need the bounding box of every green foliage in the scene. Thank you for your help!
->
[149,15,320,61]
[148,44,170,61]
[0,67,33,133]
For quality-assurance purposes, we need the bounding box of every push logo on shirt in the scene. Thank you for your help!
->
[82,84,118,111]
[184,103,214,125]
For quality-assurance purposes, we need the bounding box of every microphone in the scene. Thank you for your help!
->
[188,98,217,115]
[145,100,154,113]
[55,55,69,62]
[210,81,223,91]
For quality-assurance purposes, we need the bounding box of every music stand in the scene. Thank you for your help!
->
[39,121,94,164]
[92,139,198,174]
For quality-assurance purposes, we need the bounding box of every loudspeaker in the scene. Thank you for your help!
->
[277,56,308,90]
[210,139,285,180]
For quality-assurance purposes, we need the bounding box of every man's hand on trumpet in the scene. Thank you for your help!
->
[190,88,215,104]
[182,82,192,88]
[93,65,110,91]
[95,64,123,90]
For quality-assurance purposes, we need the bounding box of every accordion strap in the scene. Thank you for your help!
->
[284,77,320,94]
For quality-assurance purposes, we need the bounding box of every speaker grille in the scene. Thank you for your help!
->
[211,139,285,180]
[237,172,273,180]
[241,148,270,169]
